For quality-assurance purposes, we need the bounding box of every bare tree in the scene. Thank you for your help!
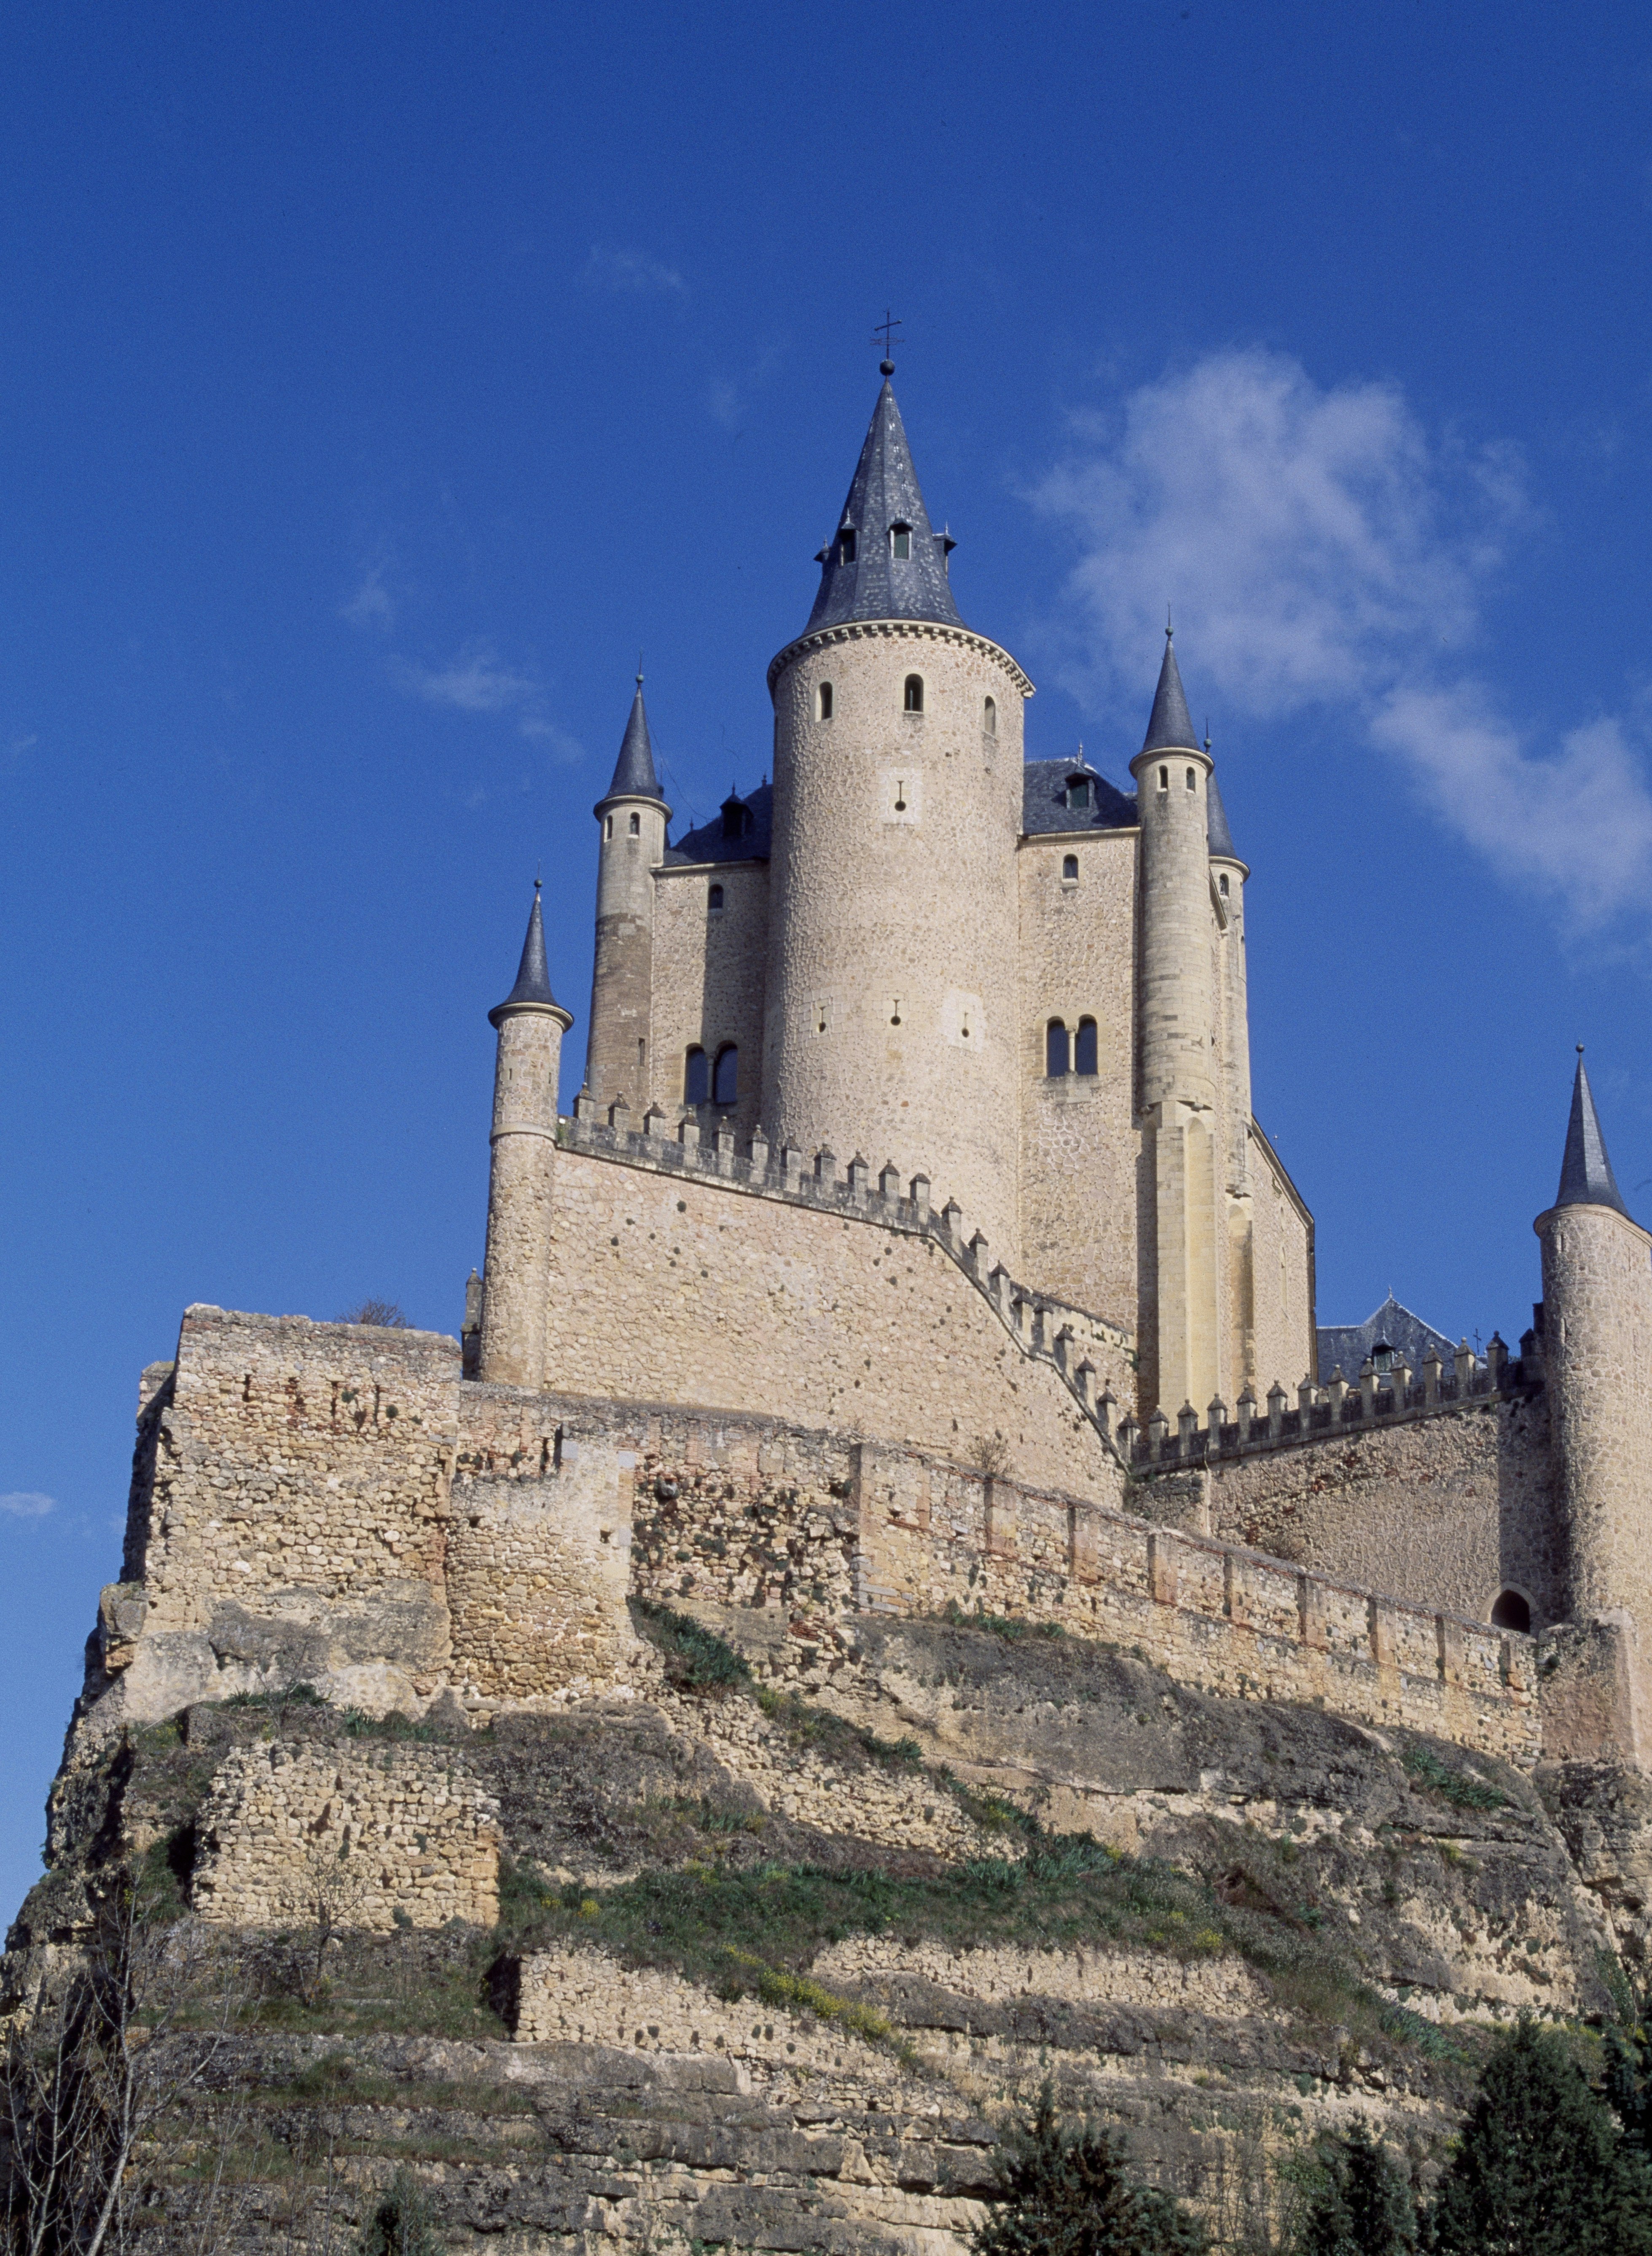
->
[336,1301,411,1328]
[278,1838,374,2009]
[3,1885,239,2256]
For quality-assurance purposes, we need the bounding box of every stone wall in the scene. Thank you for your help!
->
[191,1741,500,1931]
[542,1139,1128,1501]
[1015,828,1139,1333]
[1249,1124,1316,1408]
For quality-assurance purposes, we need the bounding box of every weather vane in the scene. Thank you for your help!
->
[871,309,903,374]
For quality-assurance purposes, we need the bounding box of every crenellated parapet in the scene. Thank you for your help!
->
[1123,1331,1542,1477]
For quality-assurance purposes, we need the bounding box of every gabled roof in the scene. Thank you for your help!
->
[1555,1052,1630,1216]
[1316,1294,1456,1385]
[1021,760,1137,837]
[664,781,774,867]
[489,884,563,1025]
[804,377,964,634]
[1141,630,1199,755]
[602,676,665,804]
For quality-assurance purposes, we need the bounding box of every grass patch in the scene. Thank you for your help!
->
[631,1599,751,1689]
[338,1708,438,1743]
[1400,1740,1510,1812]
[940,1599,1067,1643]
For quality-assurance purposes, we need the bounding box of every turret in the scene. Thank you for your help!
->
[1206,742,1256,1391]
[585,676,670,1116]
[478,883,572,1390]
[760,364,1032,1258]
[1130,630,1221,1419]
[1534,1050,1652,1642]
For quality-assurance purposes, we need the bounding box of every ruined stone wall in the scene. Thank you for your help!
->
[1165,1396,1560,1630]
[191,1741,500,1931]
[1015,829,1139,1332]
[649,858,769,1137]
[542,1141,1126,1500]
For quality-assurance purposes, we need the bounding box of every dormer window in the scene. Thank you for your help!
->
[838,529,857,565]
[891,522,912,560]
[721,796,750,842]
[1066,777,1091,812]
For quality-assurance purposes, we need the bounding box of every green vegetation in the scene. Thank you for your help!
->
[360,2165,442,2256]
[631,1598,752,1687]
[971,2081,1207,2255]
[1295,2121,1417,2256]
[941,1598,1068,1643]
[1429,2017,1652,2254]
[1398,1740,1510,1812]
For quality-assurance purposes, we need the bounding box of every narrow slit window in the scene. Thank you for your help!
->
[708,883,724,911]
[1158,766,1168,790]
[629,811,641,835]
[1062,853,1078,882]
[712,1044,738,1105]
[818,681,833,720]
[1186,767,1196,790]
[891,524,911,559]
[604,815,613,839]
[684,1046,709,1105]
[983,696,997,735]
[1075,1017,1098,1075]
[903,674,924,713]
[1046,1019,1070,1077]
[1219,873,1230,896]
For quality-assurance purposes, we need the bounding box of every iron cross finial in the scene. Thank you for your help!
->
[872,309,903,374]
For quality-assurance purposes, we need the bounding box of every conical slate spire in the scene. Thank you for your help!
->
[1555,1050,1630,1216]
[603,675,663,802]
[1206,766,1238,859]
[489,882,561,1025]
[805,377,963,633]
[1141,629,1199,754]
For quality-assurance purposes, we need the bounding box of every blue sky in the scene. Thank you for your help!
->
[4,0,1652,1912]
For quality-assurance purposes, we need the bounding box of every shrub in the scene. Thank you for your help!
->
[972,2081,1207,2255]
[361,2166,441,2256]
[1428,2016,1652,2255]
[630,1598,750,1688]
[1296,2121,1417,2255]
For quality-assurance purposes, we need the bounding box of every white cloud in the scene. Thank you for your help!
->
[586,246,688,298]
[0,1492,55,1519]
[339,562,395,631]
[387,642,584,769]
[1033,348,1652,930]
[517,716,586,764]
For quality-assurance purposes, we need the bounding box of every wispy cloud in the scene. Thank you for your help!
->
[586,245,688,299]
[388,642,586,769]
[339,560,396,632]
[1032,348,1652,933]
[0,1492,55,1519]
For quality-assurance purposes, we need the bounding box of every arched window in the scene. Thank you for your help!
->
[629,811,641,836]
[1062,853,1078,882]
[712,1043,738,1105]
[1046,1019,1069,1077]
[1491,1589,1531,1634]
[1185,767,1196,791]
[983,696,997,735]
[1075,1017,1098,1076]
[1219,873,1230,896]
[708,883,724,912]
[891,522,912,559]
[684,1046,709,1105]
[818,682,834,721]
[903,674,924,714]
[838,529,857,565]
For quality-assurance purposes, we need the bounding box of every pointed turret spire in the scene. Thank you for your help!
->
[1142,624,1198,754]
[489,881,561,1025]
[1556,1049,1630,1215]
[1205,766,1237,859]
[603,673,663,803]
[805,377,963,633]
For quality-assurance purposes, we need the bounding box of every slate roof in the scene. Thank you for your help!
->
[1021,760,1137,836]
[1316,1294,1456,1385]
[804,378,964,634]
[1206,768,1238,859]
[1555,1053,1630,1217]
[489,884,562,1025]
[1142,632,1199,753]
[601,677,666,804]
[665,782,774,867]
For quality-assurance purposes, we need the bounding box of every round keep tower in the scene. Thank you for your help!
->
[585,676,670,1116]
[1534,1051,1652,1636]
[761,368,1033,1260]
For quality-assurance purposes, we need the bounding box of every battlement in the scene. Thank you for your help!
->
[1124,1333,1542,1477]
[550,1101,1133,1458]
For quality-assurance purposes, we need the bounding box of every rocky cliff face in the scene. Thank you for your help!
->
[3,1603,1644,2253]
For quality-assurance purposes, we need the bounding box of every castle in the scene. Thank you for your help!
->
[75,370,1652,1871]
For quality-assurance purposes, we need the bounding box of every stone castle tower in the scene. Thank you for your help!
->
[569,366,1315,1420]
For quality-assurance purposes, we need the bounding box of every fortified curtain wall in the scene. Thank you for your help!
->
[102,1307,1547,1773]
